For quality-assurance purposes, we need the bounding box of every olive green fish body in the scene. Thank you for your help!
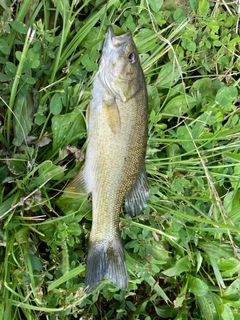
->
[66,27,149,291]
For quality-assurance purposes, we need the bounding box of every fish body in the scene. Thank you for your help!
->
[66,27,149,291]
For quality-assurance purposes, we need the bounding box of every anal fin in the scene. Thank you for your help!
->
[65,165,88,198]
[125,164,150,216]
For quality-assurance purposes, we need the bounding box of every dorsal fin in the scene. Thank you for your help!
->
[125,164,150,216]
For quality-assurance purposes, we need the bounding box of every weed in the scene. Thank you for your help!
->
[1,0,240,319]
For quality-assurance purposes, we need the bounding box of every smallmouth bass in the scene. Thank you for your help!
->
[65,26,149,292]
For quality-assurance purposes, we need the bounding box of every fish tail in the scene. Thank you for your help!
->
[85,236,128,292]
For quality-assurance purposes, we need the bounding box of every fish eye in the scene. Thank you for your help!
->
[128,52,136,63]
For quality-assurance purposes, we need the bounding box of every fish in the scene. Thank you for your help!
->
[65,26,149,292]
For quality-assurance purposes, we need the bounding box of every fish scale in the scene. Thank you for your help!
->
[65,26,149,292]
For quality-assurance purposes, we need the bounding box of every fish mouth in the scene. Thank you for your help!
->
[99,26,137,100]
[103,26,132,53]
[107,25,115,40]
[108,26,131,43]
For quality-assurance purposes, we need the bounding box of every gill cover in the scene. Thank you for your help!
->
[99,26,143,102]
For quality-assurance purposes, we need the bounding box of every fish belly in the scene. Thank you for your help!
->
[84,90,147,291]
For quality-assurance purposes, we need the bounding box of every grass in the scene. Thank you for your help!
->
[1,0,240,319]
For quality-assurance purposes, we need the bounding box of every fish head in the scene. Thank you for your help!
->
[100,26,144,102]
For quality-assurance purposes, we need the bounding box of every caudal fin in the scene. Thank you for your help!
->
[85,237,128,292]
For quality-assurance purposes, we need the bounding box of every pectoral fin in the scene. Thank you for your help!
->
[125,164,150,216]
[103,98,121,134]
[65,165,89,198]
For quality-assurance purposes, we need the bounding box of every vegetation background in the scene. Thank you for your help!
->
[0,0,240,319]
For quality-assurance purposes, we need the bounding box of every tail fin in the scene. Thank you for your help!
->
[85,237,128,292]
